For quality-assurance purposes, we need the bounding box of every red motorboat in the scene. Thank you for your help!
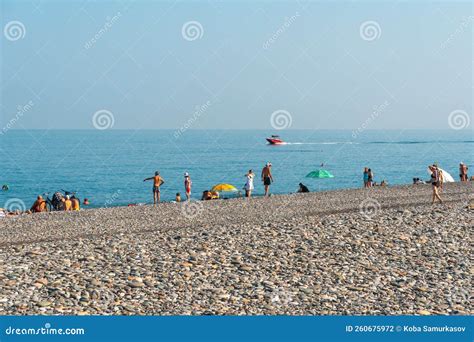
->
[266,135,285,145]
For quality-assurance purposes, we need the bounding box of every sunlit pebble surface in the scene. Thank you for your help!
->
[0,183,472,315]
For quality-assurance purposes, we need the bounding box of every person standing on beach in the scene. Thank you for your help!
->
[460,162,468,182]
[429,165,443,204]
[367,168,374,187]
[363,167,369,188]
[143,171,164,205]
[184,172,192,200]
[261,162,273,196]
[244,170,255,198]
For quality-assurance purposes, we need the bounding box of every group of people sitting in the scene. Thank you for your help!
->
[30,194,88,213]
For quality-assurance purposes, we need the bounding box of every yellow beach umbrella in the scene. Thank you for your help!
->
[211,183,238,192]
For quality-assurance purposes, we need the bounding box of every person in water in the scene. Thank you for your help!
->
[2,184,8,191]
[429,165,443,204]
[244,169,255,198]
[261,162,273,196]
[175,193,181,202]
[30,195,47,213]
[298,183,310,193]
[184,172,192,200]
[143,171,164,205]
[83,198,90,206]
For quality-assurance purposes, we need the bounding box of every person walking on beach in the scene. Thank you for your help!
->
[244,169,255,198]
[363,167,369,188]
[460,162,468,182]
[143,171,164,205]
[261,162,273,196]
[429,165,443,204]
[184,172,192,200]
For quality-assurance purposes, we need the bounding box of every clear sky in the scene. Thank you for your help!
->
[0,0,472,130]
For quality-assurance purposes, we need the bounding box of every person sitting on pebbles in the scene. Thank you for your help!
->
[30,195,48,213]
[62,195,72,211]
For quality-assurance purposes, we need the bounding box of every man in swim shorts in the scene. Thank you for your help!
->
[144,171,164,205]
[261,162,274,196]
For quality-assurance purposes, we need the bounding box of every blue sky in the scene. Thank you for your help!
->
[0,0,472,130]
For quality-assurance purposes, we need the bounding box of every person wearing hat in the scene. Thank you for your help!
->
[261,162,274,196]
[184,172,192,201]
[144,171,165,205]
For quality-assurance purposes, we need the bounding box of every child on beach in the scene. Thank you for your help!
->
[184,172,192,200]
[244,170,255,198]
[143,171,164,205]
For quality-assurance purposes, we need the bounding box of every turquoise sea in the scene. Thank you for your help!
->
[0,129,472,209]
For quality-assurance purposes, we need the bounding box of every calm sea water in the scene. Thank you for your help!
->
[0,130,472,208]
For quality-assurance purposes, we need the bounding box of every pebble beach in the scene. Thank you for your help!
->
[0,183,472,315]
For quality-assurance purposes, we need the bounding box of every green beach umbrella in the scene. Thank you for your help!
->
[306,169,334,179]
